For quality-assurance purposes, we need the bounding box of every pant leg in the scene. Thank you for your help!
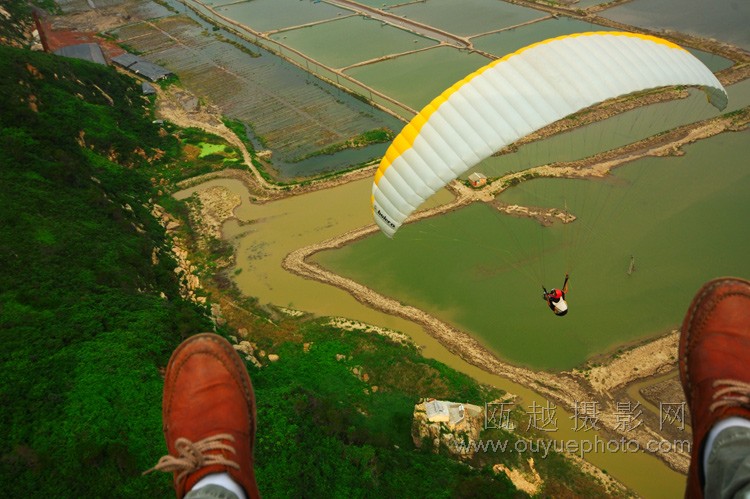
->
[705,426,750,498]
[185,484,240,499]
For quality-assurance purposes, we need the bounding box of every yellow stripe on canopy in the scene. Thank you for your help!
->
[371,31,726,237]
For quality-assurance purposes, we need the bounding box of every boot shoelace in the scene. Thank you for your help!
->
[144,433,240,487]
[711,379,750,412]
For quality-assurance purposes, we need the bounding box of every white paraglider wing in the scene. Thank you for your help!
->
[371,32,728,237]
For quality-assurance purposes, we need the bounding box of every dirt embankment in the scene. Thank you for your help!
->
[278,108,749,475]
[165,72,749,475]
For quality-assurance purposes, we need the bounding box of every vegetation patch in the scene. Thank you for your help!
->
[0,45,211,496]
[290,127,395,162]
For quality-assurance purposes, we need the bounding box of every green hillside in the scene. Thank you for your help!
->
[0,44,213,496]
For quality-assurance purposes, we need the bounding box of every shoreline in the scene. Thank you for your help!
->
[160,76,748,475]
[137,7,750,476]
[278,110,749,475]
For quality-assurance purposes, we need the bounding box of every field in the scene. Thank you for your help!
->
[107,4,402,179]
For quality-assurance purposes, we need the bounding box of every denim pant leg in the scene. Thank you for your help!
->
[185,484,240,499]
[705,426,750,499]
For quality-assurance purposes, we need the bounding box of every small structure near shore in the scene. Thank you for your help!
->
[468,172,487,188]
[112,53,173,82]
[412,398,483,459]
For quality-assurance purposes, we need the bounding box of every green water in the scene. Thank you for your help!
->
[313,129,750,370]
[473,17,615,55]
[175,173,689,498]
[345,45,491,112]
[473,79,750,179]
[472,16,734,72]
[271,15,437,69]
[220,0,349,33]
[356,0,405,7]
[390,0,546,37]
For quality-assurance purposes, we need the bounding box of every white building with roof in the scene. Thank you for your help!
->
[468,172,487,188]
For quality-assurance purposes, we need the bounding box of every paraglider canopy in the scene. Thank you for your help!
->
[371,31,728,238]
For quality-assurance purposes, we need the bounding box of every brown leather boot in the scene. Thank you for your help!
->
[145,333,260,499]
[679,277,750,499]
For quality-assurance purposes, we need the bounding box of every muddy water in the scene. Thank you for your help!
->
[175,175,686,498]
[627,371,681,420]
[176,177,449,333]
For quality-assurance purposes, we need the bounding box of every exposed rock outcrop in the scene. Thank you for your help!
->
[151,203,206,305]
[233,340,263,368]
[412,398,483,459]
[493,458,543,496]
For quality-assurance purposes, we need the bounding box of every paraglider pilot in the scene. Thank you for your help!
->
[543,274,569,316]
